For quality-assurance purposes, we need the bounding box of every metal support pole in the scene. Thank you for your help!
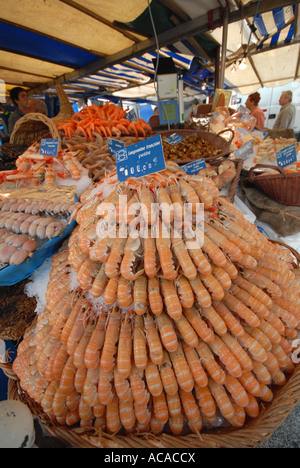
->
[219,8,229,88]
[214,46,221,91]
[178,77,184,124]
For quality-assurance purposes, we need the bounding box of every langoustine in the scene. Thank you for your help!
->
[0,191,77,269]
[12,168,300,437]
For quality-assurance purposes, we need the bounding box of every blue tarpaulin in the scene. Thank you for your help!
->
[0,22,100,69]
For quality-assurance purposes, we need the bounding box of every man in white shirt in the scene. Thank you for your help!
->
[273,90,296,130]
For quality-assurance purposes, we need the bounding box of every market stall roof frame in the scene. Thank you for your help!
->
[0,0,299,102]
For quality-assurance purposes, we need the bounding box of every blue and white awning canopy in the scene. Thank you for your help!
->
[210,2,300,94]
[0,0,299,102]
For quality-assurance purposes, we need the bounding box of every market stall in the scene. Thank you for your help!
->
[0,0,300,451]
[0,1,299,102]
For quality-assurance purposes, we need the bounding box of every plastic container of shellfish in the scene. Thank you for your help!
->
[0,185,78,286]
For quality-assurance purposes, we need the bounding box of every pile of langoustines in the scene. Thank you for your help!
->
[12,168,300,436]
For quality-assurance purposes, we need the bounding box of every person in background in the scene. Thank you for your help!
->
[273,90,296,130]
[245,92,266,130]
[7,87,29,134]
[148,106,160,127]
[26,99,48,116]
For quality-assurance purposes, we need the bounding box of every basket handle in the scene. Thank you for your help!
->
[217,128,235,145]
[248,164,287,183]
[269,239,300,268]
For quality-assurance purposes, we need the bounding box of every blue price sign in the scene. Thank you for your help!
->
[40,139,59,157]
[276,143,297,168]
[164,133,186,146]
[181,158,207,175]
[107,138,125,155]
[115,134,166,182]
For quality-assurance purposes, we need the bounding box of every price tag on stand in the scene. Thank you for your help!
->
[276,143,297,168]
[164,133,186,146]
[125,108,138,122]
[235,140,254,161]
[115,134,165,182]
[39,139,59,157]
[181,158,207,175]
[107,138,125,155]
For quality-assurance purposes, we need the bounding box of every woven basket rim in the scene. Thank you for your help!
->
[157,128,234,161]
[158,128,233,145]
[270,239,300,267]
[2,359,300,449]
[248,164,300,182]
[251,172,300,181]
[247,164,300,206]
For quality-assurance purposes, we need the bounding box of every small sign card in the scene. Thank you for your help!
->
[125,108,138,122]
[107,138,125,155]
[115,134,166,182]
[235,140,254,160]
[276,143,297,168]
[251,129,268,140]
[39,139,59,157]
[181,158,207,175]
[164,133,186,146]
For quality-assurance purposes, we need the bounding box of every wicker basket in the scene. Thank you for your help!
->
[52,85,74,125]
[9,85,73,147]
[2,236,299,447]
[248,164,300,206]
[1,239,300,448]
[270,239,300,268]
[9,113,61,149]
[158,128,234,163]
[0,360,299,448]
[266,128,296,140]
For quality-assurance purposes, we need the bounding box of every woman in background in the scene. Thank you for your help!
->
[245,92,266,130]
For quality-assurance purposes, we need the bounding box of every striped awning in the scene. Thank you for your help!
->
[209,3,300,94]
[0,0,299,103]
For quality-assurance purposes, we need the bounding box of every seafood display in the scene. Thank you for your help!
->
[164,159,238,192]
[162,134,222,162]
[62,134,144,184]
[0,143,85,189]
[0,117,147,188]
[0,189,78,269]
[12,168,300,437]
[197,160,237,190]
[0,103,235,195]
[254,137,300,165]
[57,102,153,141]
